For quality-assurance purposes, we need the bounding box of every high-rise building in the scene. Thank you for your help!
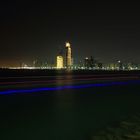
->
[84,56,96,69]
[56,56,63,69]
[65,42,72,68]
[84,57,90,68]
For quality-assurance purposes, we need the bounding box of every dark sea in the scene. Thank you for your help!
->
[0,70,140,140]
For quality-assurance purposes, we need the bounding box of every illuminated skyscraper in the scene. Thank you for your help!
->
[56,56,63,69]
[65,42,72,68]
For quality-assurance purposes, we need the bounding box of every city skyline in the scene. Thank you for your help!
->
[0,1,140,66]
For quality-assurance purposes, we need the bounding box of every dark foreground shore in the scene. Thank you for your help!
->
[92,113,140,140]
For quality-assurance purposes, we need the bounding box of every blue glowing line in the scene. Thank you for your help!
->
[0,80,140,95]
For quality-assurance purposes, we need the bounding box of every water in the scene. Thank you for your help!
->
[0,72,140,140]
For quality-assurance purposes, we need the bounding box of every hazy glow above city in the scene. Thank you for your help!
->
[0,1,140,67]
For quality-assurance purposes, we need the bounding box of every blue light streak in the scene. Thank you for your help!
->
[0,80,140,95]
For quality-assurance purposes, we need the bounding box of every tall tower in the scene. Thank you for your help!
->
[65,42,72,68]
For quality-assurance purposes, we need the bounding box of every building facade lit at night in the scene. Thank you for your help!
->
[65,42,72,68]
[56,56,64,69]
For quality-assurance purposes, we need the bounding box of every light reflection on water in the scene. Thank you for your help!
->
[0,73,140,140]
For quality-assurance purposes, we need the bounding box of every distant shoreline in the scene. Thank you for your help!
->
[0,69,140,77]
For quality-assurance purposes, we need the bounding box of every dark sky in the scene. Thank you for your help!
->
[0,1,140,66]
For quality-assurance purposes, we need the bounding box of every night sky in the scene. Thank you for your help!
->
[0,1,140,66]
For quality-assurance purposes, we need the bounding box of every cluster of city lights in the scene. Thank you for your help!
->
[1,42,140,71]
